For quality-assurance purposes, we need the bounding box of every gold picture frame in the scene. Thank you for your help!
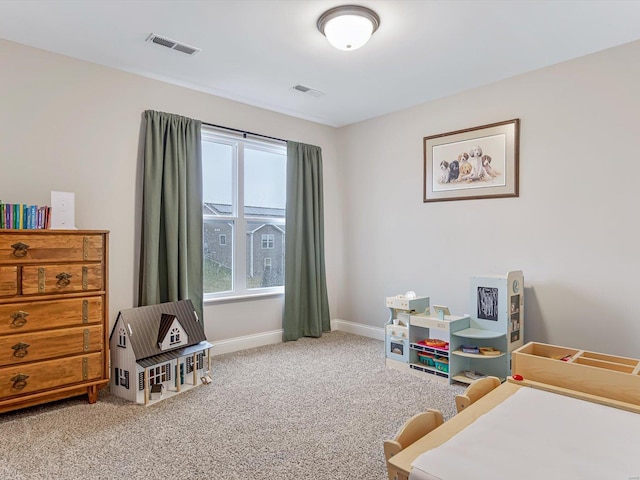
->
[423,119,520,202]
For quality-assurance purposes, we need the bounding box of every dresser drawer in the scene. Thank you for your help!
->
[0,325,103,366]
[0,233,104,264]
[21,264,103,295]
[0,297,103,335]
[0,352,103,398]
[0,267,18,297]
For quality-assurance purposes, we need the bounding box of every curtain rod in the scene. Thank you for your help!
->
[202,122,287,143]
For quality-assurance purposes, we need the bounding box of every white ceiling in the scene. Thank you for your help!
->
[1,0,640,127]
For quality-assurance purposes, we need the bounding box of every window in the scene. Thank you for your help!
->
[149,364,169,385]
[202,128,286,298]
[169,327,181,345]
[114,368,129,389]
[197,352,204,370]
[264,257,271,268]
[185,353,204,373]
[261,234,274,249]
[117,327,126,348]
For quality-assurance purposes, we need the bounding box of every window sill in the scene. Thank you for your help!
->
[204,290,284,305]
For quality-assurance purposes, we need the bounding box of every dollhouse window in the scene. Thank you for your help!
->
[169,327,181,345]
[118,327,126,348]
[115,368,129,389]
[186,357,194,373]
[197,352,204,370]
[149,366,163,385]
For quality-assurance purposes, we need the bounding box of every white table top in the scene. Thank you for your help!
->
[410,386,640,480]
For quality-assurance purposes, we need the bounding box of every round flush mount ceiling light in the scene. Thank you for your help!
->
[317,5,380,51]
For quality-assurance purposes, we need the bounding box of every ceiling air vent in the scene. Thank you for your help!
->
[145,33,201,56]
[292,84,325,97]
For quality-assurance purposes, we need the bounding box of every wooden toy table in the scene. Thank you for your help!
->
[388,342,640,480]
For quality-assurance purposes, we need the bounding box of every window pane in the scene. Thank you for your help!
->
[204,219,233,293]
[244,147,286,217]
[203,141,234,215]
[246,221,285,289]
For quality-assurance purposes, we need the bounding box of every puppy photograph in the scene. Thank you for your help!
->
[424,119,518,201]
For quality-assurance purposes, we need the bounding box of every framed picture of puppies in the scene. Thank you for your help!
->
[423,118,520,202]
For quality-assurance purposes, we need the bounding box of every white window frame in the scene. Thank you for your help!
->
[202,127,286,301]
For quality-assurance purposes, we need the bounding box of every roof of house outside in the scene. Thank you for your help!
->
[247,224,285,235]
[203,202,285,218]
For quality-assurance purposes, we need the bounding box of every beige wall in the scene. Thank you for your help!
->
[337,40,640,357]
[0,39,341,342]
[3,37,640,358]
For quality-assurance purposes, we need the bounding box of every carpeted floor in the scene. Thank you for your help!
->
[0,331,464,480]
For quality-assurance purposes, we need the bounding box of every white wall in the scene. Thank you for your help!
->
[0,39,341,343]
[336,39,640,357]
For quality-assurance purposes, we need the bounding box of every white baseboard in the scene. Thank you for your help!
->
[211,329,283,356]
[211,320,385,356]
[331,319,385,340]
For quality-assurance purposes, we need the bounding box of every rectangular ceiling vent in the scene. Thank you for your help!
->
[292,84,325,97]
[145,33,201,56]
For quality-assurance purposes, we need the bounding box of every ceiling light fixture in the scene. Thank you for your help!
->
[317,5,380,51]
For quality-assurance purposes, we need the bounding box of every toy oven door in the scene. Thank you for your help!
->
[387,335,409,362]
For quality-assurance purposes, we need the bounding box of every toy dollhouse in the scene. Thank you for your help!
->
[109,299,213,405]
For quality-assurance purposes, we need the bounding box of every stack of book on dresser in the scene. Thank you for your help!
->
[0,201,51,229]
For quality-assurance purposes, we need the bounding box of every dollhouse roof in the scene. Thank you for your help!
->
[111,299,210,367]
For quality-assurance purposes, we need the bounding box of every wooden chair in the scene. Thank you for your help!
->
[384,409,444,480]
[455,376,501,413]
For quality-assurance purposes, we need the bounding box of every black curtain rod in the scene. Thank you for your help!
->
[202,122,287,143]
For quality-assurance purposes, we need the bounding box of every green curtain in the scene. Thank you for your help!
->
[138,110,204,322]
[283,141,331,341]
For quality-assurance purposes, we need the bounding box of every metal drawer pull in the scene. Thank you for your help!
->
[56,272,72,287]
[11,374,29,390]
[11,311,29,327]
[12,342,30,358]
[10,242,30,258]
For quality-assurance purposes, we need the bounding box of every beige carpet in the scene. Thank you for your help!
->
[0,331,464,480]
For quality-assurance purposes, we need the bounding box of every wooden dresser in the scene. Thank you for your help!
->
[0,230,109,413]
